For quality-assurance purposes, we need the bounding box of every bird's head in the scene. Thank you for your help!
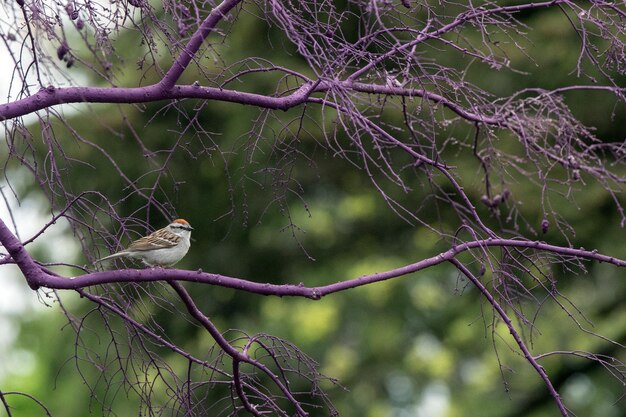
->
[168,218,193,237]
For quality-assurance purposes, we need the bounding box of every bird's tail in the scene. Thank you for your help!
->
[94,251,127,265]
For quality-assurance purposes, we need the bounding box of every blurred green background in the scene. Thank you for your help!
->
[1,2,625,417]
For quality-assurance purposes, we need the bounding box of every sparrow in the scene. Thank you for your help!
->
[95,219,193,267]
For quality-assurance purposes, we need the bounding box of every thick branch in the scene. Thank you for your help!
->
[0,82,318,121]
[0,216,47,289]
[160,0,243,89]
[1,214,622,296]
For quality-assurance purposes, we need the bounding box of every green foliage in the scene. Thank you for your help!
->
[2,2,626,417]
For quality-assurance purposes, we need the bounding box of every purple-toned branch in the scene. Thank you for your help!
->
[0,82,318,121]
[450,258,569,417]
[76,288,229,376]
[347,0,568,81]
[168,281,309,417]
[5,75,622,126]
[159,0,243,89]
[2,1,626,415]
[232,360,262,417]
[1,215,623,296]
[0,215,48,290]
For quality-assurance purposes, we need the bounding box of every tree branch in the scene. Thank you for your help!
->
[160,0,243,89]
[450,258,569,417]
[2,216,623,297]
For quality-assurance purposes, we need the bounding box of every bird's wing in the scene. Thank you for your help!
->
[126,229,181,251]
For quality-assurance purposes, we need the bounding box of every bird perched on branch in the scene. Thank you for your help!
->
[95,219,193,267]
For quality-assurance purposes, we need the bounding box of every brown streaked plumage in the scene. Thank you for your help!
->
[95,219,193,267]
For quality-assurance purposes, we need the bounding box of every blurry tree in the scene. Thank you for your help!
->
[1,0,626,416]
